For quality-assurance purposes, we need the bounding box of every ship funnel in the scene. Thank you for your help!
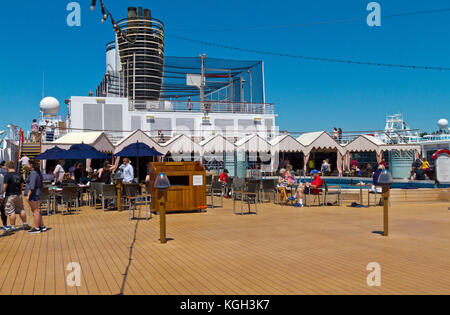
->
[127,7,137,19]
[144,9,152,20]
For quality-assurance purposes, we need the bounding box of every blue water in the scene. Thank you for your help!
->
[295,178,449,190]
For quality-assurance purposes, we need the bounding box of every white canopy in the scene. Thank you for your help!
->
[235,134,271,153]
[161,134,202,155]
[114,129,163,154]
[42,132,115,153]
[344,135,385,154]
[270,134,306,153]
[297,131,346,155]
[200,134,235,154]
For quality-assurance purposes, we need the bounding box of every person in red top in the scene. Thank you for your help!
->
[291,170,323,207]
[218,169,229,184]
[218,169,231,198]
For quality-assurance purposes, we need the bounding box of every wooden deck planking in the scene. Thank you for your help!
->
[0,196,449,295]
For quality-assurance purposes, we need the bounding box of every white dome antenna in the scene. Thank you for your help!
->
[438,118,448,133]
[40,97,60,117]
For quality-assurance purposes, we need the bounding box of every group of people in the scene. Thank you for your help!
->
[29,119,56,143]
[410,157,432,181]
[51,158,137,186]
[332,128,343,142]
[0,160,47,236]
[277,166,324,208]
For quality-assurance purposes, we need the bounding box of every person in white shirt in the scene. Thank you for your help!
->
[53,160,66,185]
[20,155,30,167]
[121,158,134,184]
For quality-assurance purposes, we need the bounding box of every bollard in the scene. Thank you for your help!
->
[382,185,389,236]
[159,190,167,244]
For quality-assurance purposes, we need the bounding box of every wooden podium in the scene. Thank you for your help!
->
[148,162,207,212]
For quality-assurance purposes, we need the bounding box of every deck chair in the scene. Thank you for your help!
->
[209,181,224,208]
[124,184,151,221]
[58,186,79,215]
[234,181,259,215]
[38,187,53,216]
[99,184,117,212]
[324,182,342,206]
[261,179,277,203]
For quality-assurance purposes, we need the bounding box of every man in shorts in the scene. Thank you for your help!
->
[3,161,30,233]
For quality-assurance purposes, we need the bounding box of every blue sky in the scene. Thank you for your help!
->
[0,0,449,133]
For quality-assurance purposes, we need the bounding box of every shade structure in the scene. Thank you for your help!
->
[61,143,110,160]
[114,142,163,158]
[114,142,163,183]
[35,147,67,160]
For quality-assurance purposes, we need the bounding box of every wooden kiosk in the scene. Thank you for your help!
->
[148,162,207,212]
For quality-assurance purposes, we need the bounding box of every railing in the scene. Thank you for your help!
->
[133,100,275,115]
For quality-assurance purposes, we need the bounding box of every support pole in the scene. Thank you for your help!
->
[382,185,389,236]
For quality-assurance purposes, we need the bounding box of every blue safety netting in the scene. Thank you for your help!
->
[161,56,265,103]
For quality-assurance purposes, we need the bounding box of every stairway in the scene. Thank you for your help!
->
[21,143,41,160]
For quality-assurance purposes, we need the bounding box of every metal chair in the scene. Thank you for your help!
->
[89,182,103,208]
[231,178,245,203]
[209,181,224,208]
[124,184,151,221]
[58,186,79,215]
[305,186,325,207]
[233,181,259,215]
[368,186,382,206]
[261,179,277,203]
[99,184,118,212]
[38,187,53,216]
[324,182,342,206]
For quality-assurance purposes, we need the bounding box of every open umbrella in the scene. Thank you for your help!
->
[35,146,67,160]
[61,143,110,160]
[114,141,163,182]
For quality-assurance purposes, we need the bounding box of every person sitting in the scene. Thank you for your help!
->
[277,169,292,204]
[365,163,374,176]
[413,167,426,181]
[421,157,430,171]
[321,160,330,175]
[372,165,384,193]
[290,170,323,207]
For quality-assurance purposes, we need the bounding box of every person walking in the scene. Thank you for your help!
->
[3,161,31,233]
[24,160,47,234]
[0,171,10,234]
[31,119,40,143]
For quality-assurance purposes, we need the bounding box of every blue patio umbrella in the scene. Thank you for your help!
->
[114,142,163,182]
[61,143,110,160]
[35,146,67,160]
[114,142,163,158]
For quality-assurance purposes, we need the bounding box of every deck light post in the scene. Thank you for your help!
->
[154,173,171,244]
[378,170,394,236]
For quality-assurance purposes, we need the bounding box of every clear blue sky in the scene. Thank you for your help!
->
[0,0,449,133]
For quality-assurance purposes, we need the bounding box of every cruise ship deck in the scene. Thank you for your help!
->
[0,193,448,295]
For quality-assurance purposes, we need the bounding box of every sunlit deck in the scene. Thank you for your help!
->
[0,196,449,295]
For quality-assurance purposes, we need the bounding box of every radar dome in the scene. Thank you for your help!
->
[40,97,60,117]
[438,118,448,132]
